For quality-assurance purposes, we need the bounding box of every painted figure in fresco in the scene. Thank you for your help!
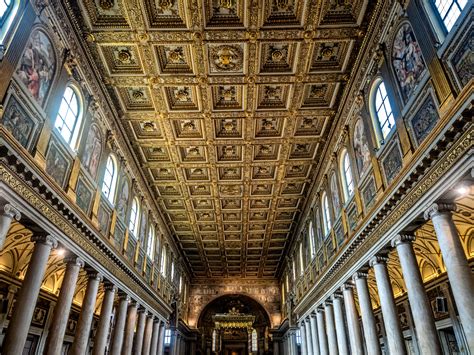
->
[82,124,102,179]
[3,99,34,148]
[46,143,68,187]
[16,30,55,105]
[353,117,371,176]
[392,23,426,100]
[330,174,340,215]
[116,178,130,221]
[76,179,92,213]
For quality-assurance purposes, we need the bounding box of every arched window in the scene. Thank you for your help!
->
[146,226,155,259]
[171,261,175,281]
[322,192,332,236]
[128,197,140,238]
[54,85,83,149]
[179,275,183,293]
[308,220,316,259]
[340,151,355,201]
[432,0,467,32]
[102,155,118,204]
[212,330,217,352]
[0,0,20,44]
[371,80,395,143]
[160,247,167,276]
[292,259,296,281]
[251,329,258,352]
[298,243,304,275]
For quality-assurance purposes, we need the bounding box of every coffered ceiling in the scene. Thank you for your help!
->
[66,0,373,279]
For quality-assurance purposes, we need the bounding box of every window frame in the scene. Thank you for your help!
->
[164,329,171,345]
[298,243,304,276]
[322,192,332,236]
[128,197,140,238]
[308,220,316,259]
[54,84,84,150]
[102,155,118,205]
[369,79,396,147]
[431,0,467,33]
[160,247,167,277]
[0,0,20,45]
[340,150,355,202]
[146,226,155,260]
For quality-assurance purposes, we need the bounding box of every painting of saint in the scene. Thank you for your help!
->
[97,202,111,235]
[116,177,130,222]
[76,177,93,214]
[82,124,102,179]
[2,97,36,149]
[353,118,371,177]
[330,173,340,216]
[392,23,426,100]
[16,30,56,106]
[45,140,70,188]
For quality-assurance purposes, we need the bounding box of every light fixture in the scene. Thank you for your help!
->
[455,183,470,196]
[56,248,66,256]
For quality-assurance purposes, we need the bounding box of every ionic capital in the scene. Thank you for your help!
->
[352,271,368,282]
[391,233,415,248]
[423,202,456,220]
[331,292,344,300]
[104,283,118,293]
[324,300,333,306]
[340,282,355,292]
[369,255,388,267]
[32,234,58,249]
[2,204,21,220]
[86,270,103,282]
[119,293,131,302]
[65,256,85,268]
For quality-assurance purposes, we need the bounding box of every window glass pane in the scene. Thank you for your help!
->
[374,81,395,140]
[102,156,117,203]
[434,0,466,32]
[54,86,82,149]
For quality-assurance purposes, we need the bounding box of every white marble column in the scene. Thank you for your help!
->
[0,203,20,250]
[71,271,103,355]
[392,234,443,354]
[341,283,363,355]
[142,314,154,355]
[92,283,117,355]
[149,319,160,355]
[306,317,314,355]
[425,203,474,349]
[324,301,338,355]
[317,308,329,355]
[370,256,407,355]
[2,234,57,355]
[122,302,139,355]
[110,294,130,354]
[133,309,147,355]
[300,321,308,355]
[310,313,321,355]
[353,273,380,355]
[44,256,84,355]
[156,321,166,355]
[332,294,348,355]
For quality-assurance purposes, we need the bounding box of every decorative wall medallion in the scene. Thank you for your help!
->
[165,86,199,111]
[294,116,325,136]
[310,41,351,72]
[214,118,243,138]
[260,43,297,73]
[156,45,194,74]
[101,45,143,74]
[380,139,403,185]
[144,0,187,28]
[257,85,289,109]
[208,44,244,73]
[212,85,243,110]
[408,94,439,146]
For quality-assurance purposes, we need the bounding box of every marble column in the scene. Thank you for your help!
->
[150,319,160,355]
[0,203,20,250]
[71,271,103,355]
[353,273,380,355]
[300,321,308,355]
[324,301,338,355]
[44,256,84,355]
[332,294,349,355]
[310,313,321,355]
[341,284,363,355]
[133,309,147,355]
[305,317,313,355]
[370,256,407,355]
[392,234,443,354]
[110,294,130,354]
[3,234,57,355]
[317,308,329,355]
[273,339,280,355]
[122,302,139,355]
[92,283,117,355]
[425,203,474,348]
[156,321,166,355]
[142,314,154,355]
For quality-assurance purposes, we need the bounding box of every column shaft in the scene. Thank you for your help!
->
[44,257,83,355]
[324,302,338,355]
[370,257,407,355]
[300,322,308,355]
[425,205,474,349]
[2,235,57,355]
[92,284,117,355]
[110,295,130,354]
[394,236,443,354]
[317,309,329,355]
[70,272,102,355]
[150,320,160,355]
[122,303,138,355]
[142,315,154,355]
[156,322,166,355]
[306,319,314,354]
[310,314,321,355]
[341,284,363,355]
[0,204,20,250]
[332,295,349,355]
[353,274,380,355]
[133,310,147,355]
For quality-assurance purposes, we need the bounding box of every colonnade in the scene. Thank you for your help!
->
[292,202,474,354]
[0,207,168,355]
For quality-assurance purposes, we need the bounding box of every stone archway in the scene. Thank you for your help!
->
[197,294,272,355]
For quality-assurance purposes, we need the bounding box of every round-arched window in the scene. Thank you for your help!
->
[102,155,118,204]
[54,85,83,149]
[372,80,395,143]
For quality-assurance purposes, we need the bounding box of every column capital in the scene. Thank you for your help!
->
[424,202,456,220]
[324,300,333,306]
[104,283,118,293]
[2,203,21,220]
[352,271,368,281]
[64,255,85,268]
[369,255,388,267]
[32,234,58,249]
[138,308,148,315]
[331,292,344,300]
[305,316,311,323]
[316,306,325,313]
[86,270,103,282]
[340,282,355,292]
[391,233,415,248]
[119,293,131,302]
